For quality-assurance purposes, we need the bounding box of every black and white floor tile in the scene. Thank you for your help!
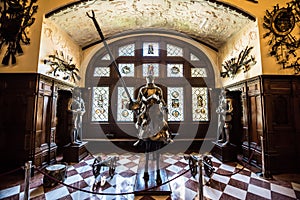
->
[0,153,299,200]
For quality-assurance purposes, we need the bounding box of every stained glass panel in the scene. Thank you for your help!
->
[119,63,134,77]
[191,68,207,77]
[168,87,184,121]
[117,87,134,121]
[118,44,135,56]
[143,42,159,56]
[190,53,200,61]
[92,87,109,121]
[192,87,208,121]
[94,67,110,77]
[101,54,110,60]
[167,64,183,77]
[167,44,183,57]
[143,63,159,77]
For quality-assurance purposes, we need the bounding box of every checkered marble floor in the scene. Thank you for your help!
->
[0,153,300,200]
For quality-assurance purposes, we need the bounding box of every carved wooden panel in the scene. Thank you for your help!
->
[226,75,300,174]
[0,73,73,172]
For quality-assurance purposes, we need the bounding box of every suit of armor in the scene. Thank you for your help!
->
[216,89,233,146]
[128,75,172,146]
[68,89,86,145]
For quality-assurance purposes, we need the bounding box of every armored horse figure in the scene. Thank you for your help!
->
[128,75,173,183]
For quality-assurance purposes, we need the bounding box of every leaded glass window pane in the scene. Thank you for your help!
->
[168,87,184,121]
[191,68,207,77]
[92,87,109,121]
[119,63,134,77]
[143,63,159,77]
[118,44,135,56]
[190,53,199,61]
[192,87,208,121]
[94,67,110,77]
[101,54,110,60]
[143,42,159,56]
[167,64,183,77]
[117,87,134,121]
[167,44,183,57]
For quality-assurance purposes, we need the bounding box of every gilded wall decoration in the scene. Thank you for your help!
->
[0,0,38,65]
[263,0,300,73]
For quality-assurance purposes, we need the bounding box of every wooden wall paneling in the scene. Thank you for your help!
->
[292,79,300,170]
[216,75,300,174]
[34,78,56,167]
[44,79,57,165]
[247,78,263,168]
[0,74,38,171]
[50,84,58,146]
[262,77,297,173]
[240,84,249,150]
[0,74,74,172]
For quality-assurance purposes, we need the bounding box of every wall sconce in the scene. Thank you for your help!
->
[0,0,38,65]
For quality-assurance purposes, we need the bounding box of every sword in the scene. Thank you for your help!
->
[87,10,133,103]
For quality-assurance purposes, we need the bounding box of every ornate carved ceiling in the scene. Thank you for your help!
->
[46,0,255,50]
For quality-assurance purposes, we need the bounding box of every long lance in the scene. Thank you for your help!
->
[87,10,133,103]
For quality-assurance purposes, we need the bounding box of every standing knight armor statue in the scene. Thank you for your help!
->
[68,88,86,145]
[216,88,233,146]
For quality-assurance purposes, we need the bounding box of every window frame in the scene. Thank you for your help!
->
[85,35,214,138]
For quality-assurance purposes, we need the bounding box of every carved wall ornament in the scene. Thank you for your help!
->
[220,46,256,78]
[44,50,80,83]
[0,0,38,65]
[263,0,300,73]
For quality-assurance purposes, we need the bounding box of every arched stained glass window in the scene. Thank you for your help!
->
[168,87,184,121]
[91,87,109,121]
[118,43,135,56]
[86,35,214,137]
[117,87,134,121]
[192,87,209,121]
[93,67,110,77]
[167,44,183,57]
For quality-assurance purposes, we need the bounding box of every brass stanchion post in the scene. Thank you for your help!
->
[24,161,32,200]
[198,159,204,200]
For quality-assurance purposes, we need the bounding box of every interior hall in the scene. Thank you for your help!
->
[0,0,299,199]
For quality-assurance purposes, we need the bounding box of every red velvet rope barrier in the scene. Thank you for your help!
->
[35,166,191,196]
[0,166,23,177]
